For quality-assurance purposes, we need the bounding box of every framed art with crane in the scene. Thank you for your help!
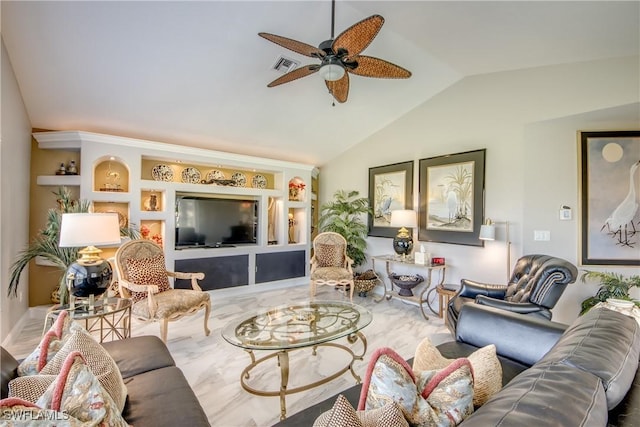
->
[418,149,486,246]
[580,130,640,266]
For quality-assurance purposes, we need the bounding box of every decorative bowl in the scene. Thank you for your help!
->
[389,273,424,297]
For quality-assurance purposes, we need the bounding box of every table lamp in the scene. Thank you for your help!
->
[59,213,121,301]
[390,209,417,259]
[479,218,512,281]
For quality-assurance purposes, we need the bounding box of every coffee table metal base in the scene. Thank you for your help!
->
[239,332,367,420]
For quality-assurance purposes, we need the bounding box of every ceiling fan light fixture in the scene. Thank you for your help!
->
[319,63,345,81]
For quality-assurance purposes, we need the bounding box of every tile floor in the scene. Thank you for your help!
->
[4,284,452,427]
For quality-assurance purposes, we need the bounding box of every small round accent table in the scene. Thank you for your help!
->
[436,284,459,321]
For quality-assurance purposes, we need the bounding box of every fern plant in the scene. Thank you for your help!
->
[8,187,139,304]
[318,190,372,268]
[580,271,640,314]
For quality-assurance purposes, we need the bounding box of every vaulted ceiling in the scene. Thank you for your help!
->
[2,1,638,165]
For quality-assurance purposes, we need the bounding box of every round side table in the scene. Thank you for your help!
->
[436,284,459,321]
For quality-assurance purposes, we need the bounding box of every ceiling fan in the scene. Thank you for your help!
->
[259,0,411,104]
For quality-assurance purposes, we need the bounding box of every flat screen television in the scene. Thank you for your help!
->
[175,192,258,249]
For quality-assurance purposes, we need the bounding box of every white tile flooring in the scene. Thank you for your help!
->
[4,284,452,427]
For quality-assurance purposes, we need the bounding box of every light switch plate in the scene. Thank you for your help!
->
[559,208,572,220]
[534,230,551,241]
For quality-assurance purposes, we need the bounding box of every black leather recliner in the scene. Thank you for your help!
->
[446,254,578,334]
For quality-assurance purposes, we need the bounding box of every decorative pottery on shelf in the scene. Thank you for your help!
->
[151,164,173,182]
[232,172,247,187]
[389,273,424,297]
[181,167,201,184]
[252,174,267,189]
[288,179,306,201]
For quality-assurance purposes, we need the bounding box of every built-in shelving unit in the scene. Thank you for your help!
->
[33,130,316,291]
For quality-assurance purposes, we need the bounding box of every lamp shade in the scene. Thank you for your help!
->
[479,224,496,241]
[390,210,417,228]
[59,213,121,247]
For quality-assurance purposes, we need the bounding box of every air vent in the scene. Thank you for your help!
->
[272,55,299,74]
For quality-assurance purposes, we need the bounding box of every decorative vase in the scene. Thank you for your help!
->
[289,187,299,201]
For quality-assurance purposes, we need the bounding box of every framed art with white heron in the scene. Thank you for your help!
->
[580,130,640,266]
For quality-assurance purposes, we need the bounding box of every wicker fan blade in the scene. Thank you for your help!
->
[325,72,350,103]
[259,33,325,58]
[348,55,411,79]
[333,15,384,58]
[267,65,319,87]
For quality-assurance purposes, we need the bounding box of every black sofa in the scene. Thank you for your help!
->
[274,304,640,426]
[1,335,210,427]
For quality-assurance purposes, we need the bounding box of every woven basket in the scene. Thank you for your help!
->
[354,270,380,296]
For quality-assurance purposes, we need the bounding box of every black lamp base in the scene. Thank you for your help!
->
[393,236,413,257]
[66,259,112,298]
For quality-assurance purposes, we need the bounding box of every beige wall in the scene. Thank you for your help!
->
[28,140,80,306]
[320,56,640,325]
[1,38,32,342]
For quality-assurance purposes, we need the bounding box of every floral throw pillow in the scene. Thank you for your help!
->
[125,253,171,302]
[18,311,73,376]
[0,397,84,426]
[413,337,502,407]
[358,347,474,426]
[36,351,128,427]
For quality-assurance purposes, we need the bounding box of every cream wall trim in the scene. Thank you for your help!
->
[33,130,316,171]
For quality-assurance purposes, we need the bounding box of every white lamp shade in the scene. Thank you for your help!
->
[318,64,345,81]
[479,224,496,240]
[59,213,122,247]
[390,210,417,228]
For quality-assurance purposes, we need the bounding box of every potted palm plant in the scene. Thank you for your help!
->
[580,271,640,314]
[8,187,139,304]
[318,190,371,268]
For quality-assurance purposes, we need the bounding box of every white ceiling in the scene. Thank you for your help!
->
[2,1,638,166]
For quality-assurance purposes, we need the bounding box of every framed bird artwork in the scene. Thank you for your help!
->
[580,130,640,266]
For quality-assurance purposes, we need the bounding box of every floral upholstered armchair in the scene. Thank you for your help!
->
[310,232,354,302]
[114,239,211,342]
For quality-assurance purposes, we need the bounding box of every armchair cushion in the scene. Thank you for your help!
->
[315,243,345,267]
[311,267,353,282]
[475,295,549,317]
[459,280,507,300]
[126,253,171,302]
[131,289,210,320]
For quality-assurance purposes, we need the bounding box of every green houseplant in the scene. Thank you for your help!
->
[8,187,139,304]
[318,190,371,268]
[580,271,640,314]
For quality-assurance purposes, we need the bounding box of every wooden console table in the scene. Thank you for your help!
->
[371,255,446,320]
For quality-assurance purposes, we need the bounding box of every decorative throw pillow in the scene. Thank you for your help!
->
[315,243,345,267]
[18,310,73,376]
[39,322,127,412]
[412,337,502,407]
[0,397,84,426]
[36,352,128,427]
[313,394,409,427]
[358,347,474,426]
[8,374,57,403]
[125,253,171,302]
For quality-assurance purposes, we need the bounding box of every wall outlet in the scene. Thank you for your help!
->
[534,230,551,241]
[559,208,572,220]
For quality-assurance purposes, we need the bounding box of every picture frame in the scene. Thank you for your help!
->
[418,149,486,246]
[368,161,414,238]
[580,130,640,266]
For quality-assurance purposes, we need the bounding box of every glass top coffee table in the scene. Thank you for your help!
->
[222,300,372,420]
